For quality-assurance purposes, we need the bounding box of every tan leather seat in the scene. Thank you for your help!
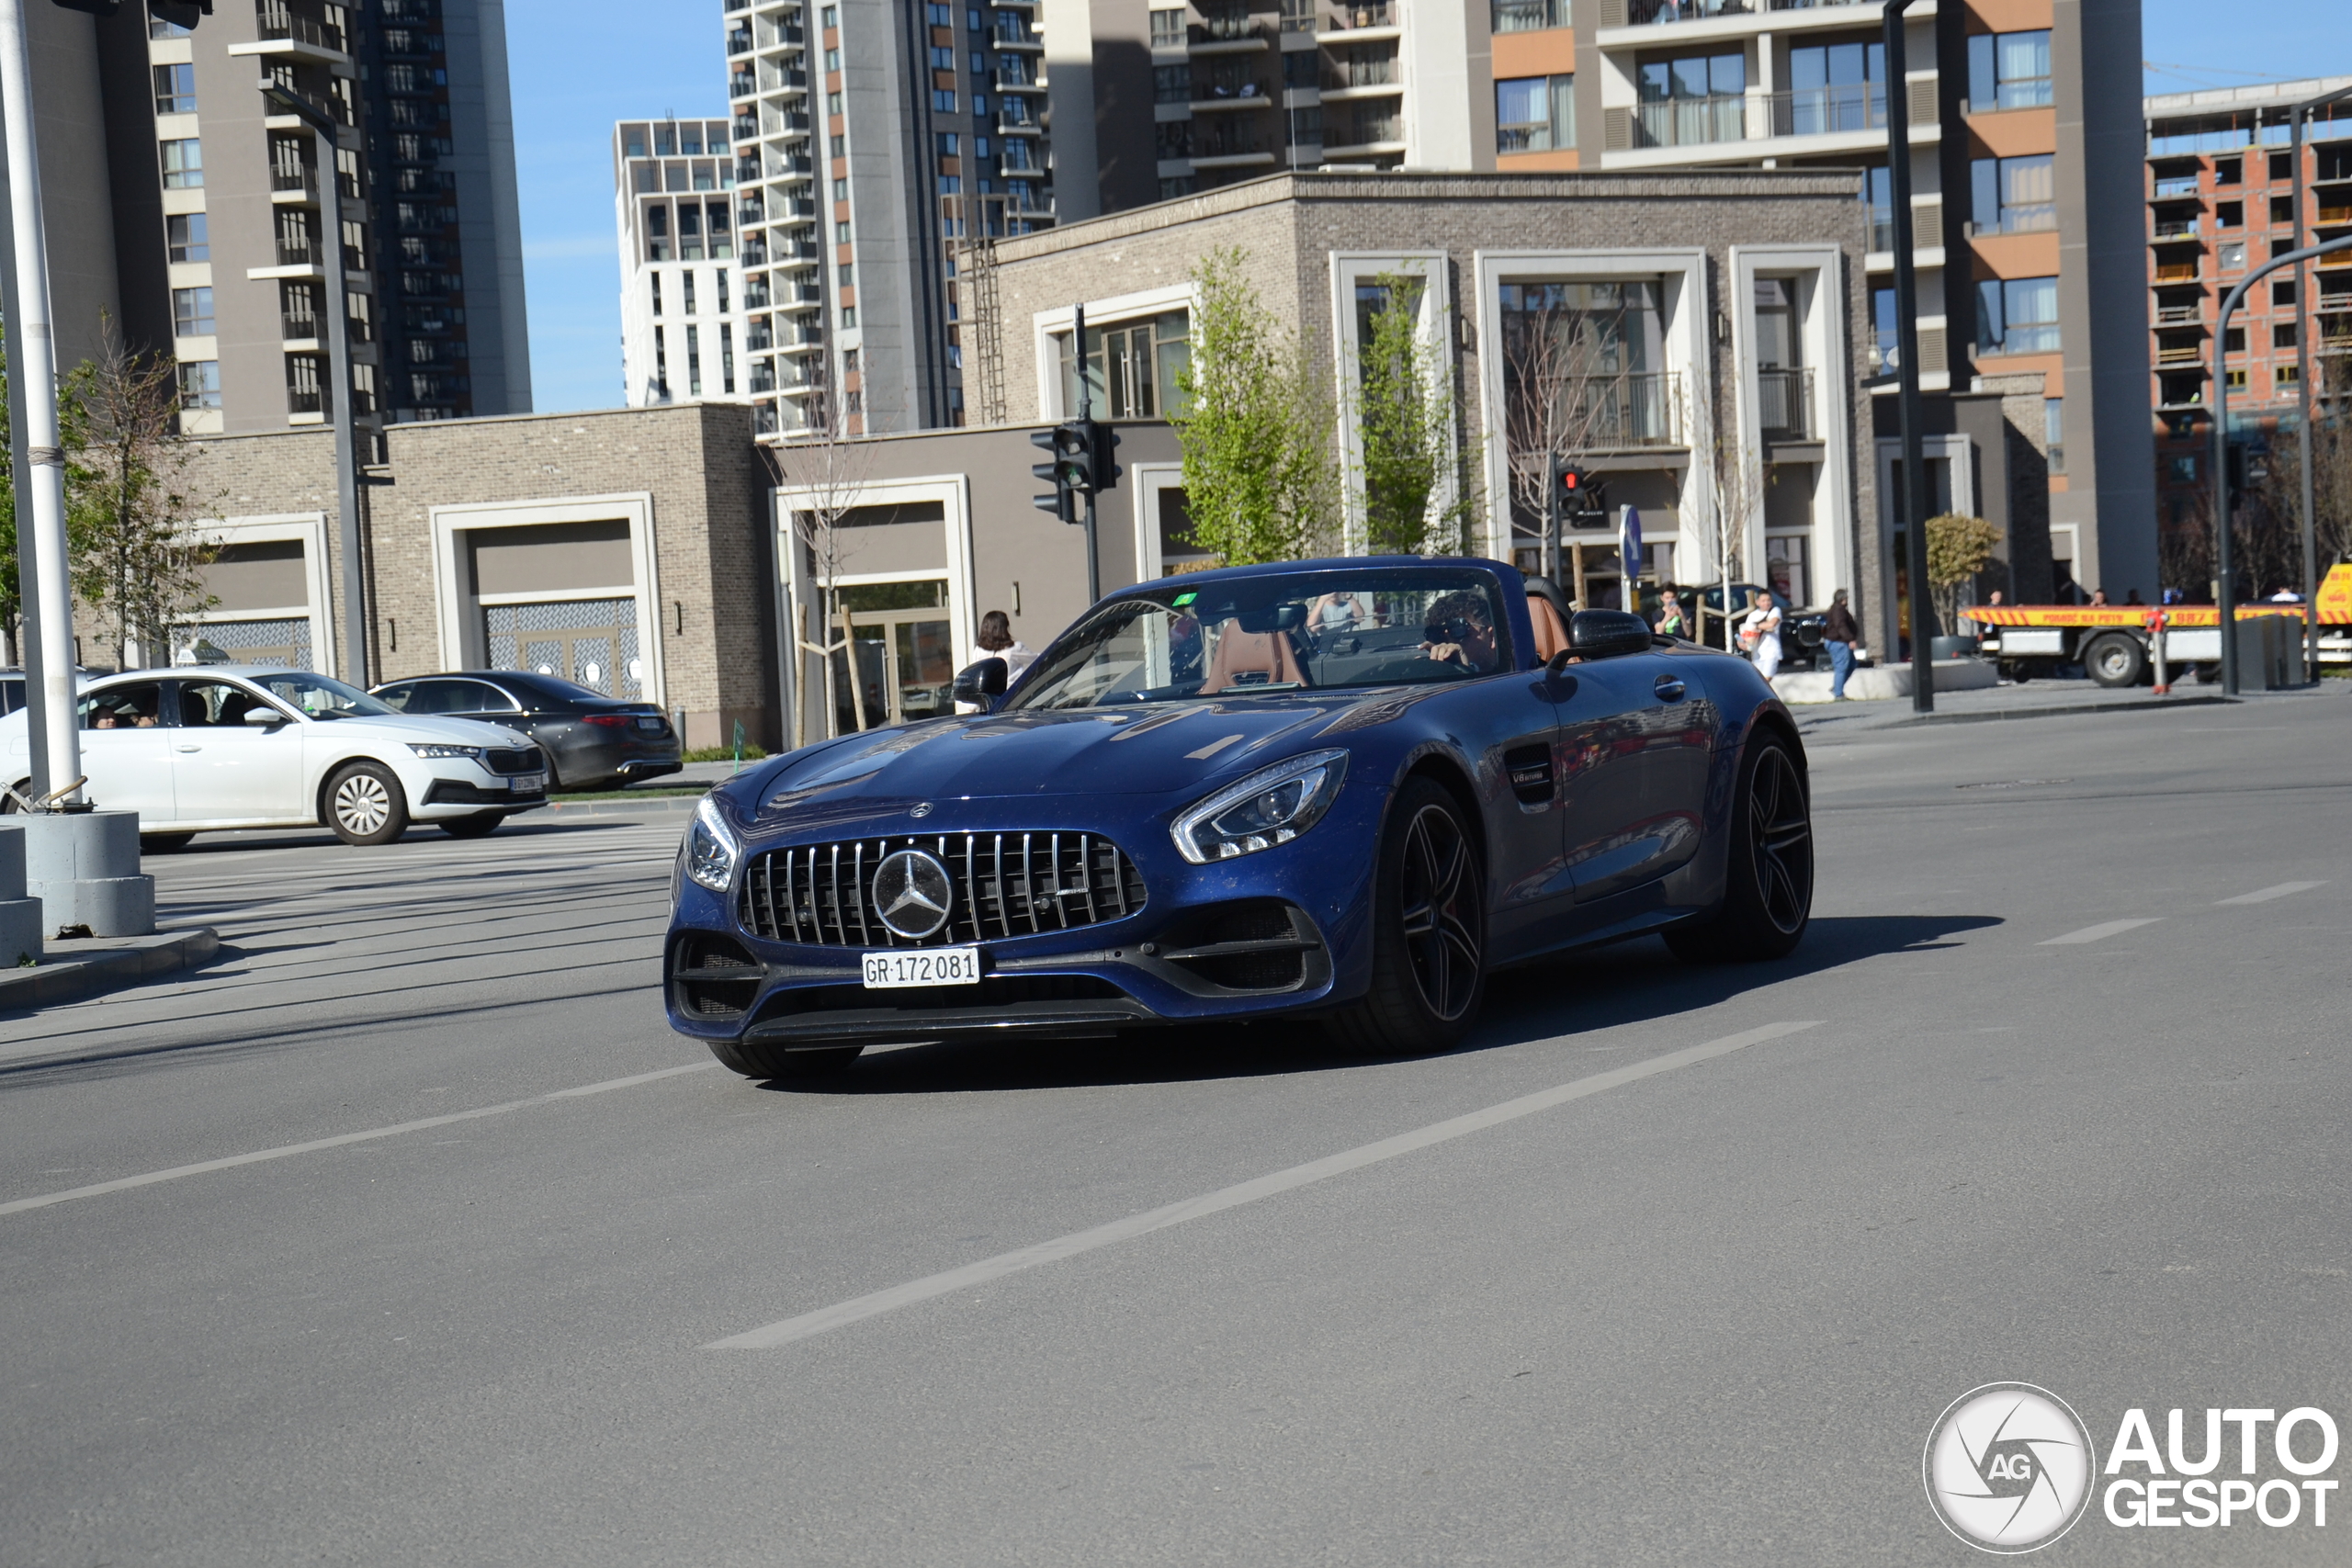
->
[1528,596,1570,663]
[1200,619,1309,694]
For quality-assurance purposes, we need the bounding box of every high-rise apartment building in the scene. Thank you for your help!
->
[614,117,749,408]
[76,0,529,435]
[2144,78,2352,560]
[728,0,1055,440]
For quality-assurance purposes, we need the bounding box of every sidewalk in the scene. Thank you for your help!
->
[1792,674,2348,734]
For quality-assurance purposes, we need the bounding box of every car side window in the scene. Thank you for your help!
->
[376,682,416,712]
[176,681,276,728]
[456,681,522,713]
[402,681,461,715]
[78,682,168,730]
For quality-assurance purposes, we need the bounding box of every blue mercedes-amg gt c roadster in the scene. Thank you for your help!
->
[666,556,1813,1077]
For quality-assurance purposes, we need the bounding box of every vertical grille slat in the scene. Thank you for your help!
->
[736,829,1145,948]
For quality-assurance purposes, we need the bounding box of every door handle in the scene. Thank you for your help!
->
[1653,676,1687,703]
[175,744,201,753]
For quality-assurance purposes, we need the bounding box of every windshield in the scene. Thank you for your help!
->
[248,671,396,720]
[1005,568,1514,712]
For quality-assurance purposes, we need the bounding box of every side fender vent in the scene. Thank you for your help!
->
[1502,743,1555,807]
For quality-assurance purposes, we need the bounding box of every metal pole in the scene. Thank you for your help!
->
[2212,234,2352,695]
[0,0,79,803]
[1883,0,1933,714]
[2293,105,2316,681]
[1073,302,1097,602]
[289,106,369,689]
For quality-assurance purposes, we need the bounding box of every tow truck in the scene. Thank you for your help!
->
[1962,564,2352,686]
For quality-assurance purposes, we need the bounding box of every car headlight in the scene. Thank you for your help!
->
[1171,749,1350,865]
[684,795,741,892]
[407,742,485,761]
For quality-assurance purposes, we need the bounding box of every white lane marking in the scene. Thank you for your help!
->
[2216,881,2326,906]
[2041,918,2163,946]
[706,1021,1822,1350]
[1185,734,1244,761]
[0,1062,718,1217]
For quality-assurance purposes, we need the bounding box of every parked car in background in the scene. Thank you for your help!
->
[370,671,683,790]
[0,667,548,848]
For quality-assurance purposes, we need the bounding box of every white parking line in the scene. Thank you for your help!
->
[0,1062,718,1218]
[2216,881,2326,906]
[2041,919,2163,946]
[705,1020,1823,1351]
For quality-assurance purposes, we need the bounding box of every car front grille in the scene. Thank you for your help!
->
[737,831,1148,948]
[484,747,541,774]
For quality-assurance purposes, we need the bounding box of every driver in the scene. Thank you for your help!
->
[1420,592,1498,672]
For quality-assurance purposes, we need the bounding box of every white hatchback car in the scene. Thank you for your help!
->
[0,666,549,848]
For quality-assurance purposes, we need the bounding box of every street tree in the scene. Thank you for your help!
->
[1925,512,2002,634]
[1352,271,1475,556]
[1170,246,1337,566]
[763,376,878,745]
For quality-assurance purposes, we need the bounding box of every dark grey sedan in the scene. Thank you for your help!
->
[370,671,683,790]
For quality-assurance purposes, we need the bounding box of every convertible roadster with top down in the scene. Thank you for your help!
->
[665,557,1813,1077]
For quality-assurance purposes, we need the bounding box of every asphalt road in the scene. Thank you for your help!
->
[4,693,2349,1566]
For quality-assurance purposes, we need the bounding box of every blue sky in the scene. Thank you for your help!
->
[501,2,2352,414]
[508,0,723,413]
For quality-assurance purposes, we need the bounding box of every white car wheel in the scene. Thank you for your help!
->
[326,762,409,846]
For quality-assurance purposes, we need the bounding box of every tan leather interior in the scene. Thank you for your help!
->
[1529,596,1570,662]
[1200,620,1309,694]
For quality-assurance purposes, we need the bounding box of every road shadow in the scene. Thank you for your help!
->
[155,817,656,859]
[753,912,2003,1098]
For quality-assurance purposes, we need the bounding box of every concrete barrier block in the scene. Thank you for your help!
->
[0,896,40,967]
[17,812,153,937]
[0,825,24,901]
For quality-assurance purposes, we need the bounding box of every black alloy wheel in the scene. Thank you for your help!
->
[1667,732,1813,963]
[1328,775,1486,1056]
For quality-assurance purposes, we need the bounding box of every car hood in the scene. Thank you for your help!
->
[753,693,1431,821]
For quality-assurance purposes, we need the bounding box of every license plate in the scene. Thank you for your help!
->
[635,716,663,731]
[512,772,548,793]
[862,948,980,988]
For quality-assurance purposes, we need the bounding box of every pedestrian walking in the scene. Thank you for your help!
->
[1822,588,1859,700]
[978,609,1036,678]
[1739,590,1784,682]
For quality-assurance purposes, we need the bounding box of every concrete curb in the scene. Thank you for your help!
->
[1879,694,2238,728]
[0,926,222,1011]
[543,794,703,818]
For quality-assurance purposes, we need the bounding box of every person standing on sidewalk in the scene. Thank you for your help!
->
[1740,590,1785,682]
[1822,589,1860,700]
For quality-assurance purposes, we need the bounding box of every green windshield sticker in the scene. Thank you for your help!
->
[1173,592,1196,607]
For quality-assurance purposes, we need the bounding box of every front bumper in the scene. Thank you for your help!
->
[414,761,549,817]
[664,796,1375,1048]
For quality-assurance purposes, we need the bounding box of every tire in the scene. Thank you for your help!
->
[1666,731,1814,964]
[439,812,505,840]
[324,761,409,846]
[2085,633,2147,688]
[1326,775,1486,1056]
[709,1040,863,1079]
[1998,660,2033,683]
[1,781,25,814]
[140,833,195,853]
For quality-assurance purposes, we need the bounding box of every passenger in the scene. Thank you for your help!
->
[1309,590,1368,633]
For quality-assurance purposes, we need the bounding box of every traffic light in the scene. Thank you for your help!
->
[1079,419,1121,494]
[1557,464,1607,525]
[1031,427,1073,522]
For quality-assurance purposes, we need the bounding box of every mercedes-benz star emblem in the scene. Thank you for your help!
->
[909,802,934,818]
[872,848,954,939]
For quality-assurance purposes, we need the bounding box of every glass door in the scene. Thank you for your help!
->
[827,579,953,732]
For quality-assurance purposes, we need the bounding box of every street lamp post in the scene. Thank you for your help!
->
[2289,87,2352,683]
[1882,0,1934,714]
[262,83,369,689]
[0,0,80,804]
[2211,233,2352,694]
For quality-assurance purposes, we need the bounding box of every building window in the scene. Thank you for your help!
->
[1970,153,2055,234]
[938,175,962,195]
[828,91,844,115]
[176,360,220,410]
[683,270,698,315]
[2044,397,2064,475]
[1155,64,1192,105]
[938,131,961,155]
[1967,30,2052,112]
[650,272,662,316]
[1057,309,1192,418]
[646,203,671,262]
[1496,75,1573,153]
[1785,40,1883,134]
[836,264,854,290]
[152,62,196,115]
[720,323,736,394]
[1159,175,1194,199]
[167,212,209,263]
[686,324,703,396]
[1634,54,1743,148]
[933,89,958,113]
[2219,240,2246,272]
[172,286,214,337]
[841,305,858,328]
[160,139,203,188]
[926,2,952,23]
[654,324,669,394]
[1975,276,2060,356]
[718,271,731,313]
[836,220,853,243]
[1150,7,1184,46]
[1492,0,1567,31]
[1156,120,1193,161]
[2170,455,2198,483]
[2275,321,2300,349]
[2278,363,2301,387]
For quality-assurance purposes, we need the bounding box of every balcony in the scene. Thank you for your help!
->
[730,71,754,99]
[1757,368,1815,440]
[1971,204,2057,236]
[1328,55,1396,90]
[2154,304,2204,326]
[2155,260,2200,283]
[2155,344,2206,367]
[276,238,316,267]
[271,164,317,197]
[1564,372,1685,447]
[728,28,752,54]
[1492,0,1568,31]
[2152,217,2201,240]
[281,311,319,342]
[1193,14,1272,51]
[1618,0,1874,23]
[1763,83,1885,137]
[1630,94,1747,149]
[997,60,1044,91]
[2151,176,2200,199]
[994,18,1041,48]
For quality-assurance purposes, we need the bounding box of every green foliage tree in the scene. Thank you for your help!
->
[1925,511,2002,635]
[1353,273,1476,556]
[1170,247,1337,566]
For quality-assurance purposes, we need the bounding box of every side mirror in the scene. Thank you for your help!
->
[1568,609,1654,661]
[243,705,288,727]
[952,657,1008,709]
